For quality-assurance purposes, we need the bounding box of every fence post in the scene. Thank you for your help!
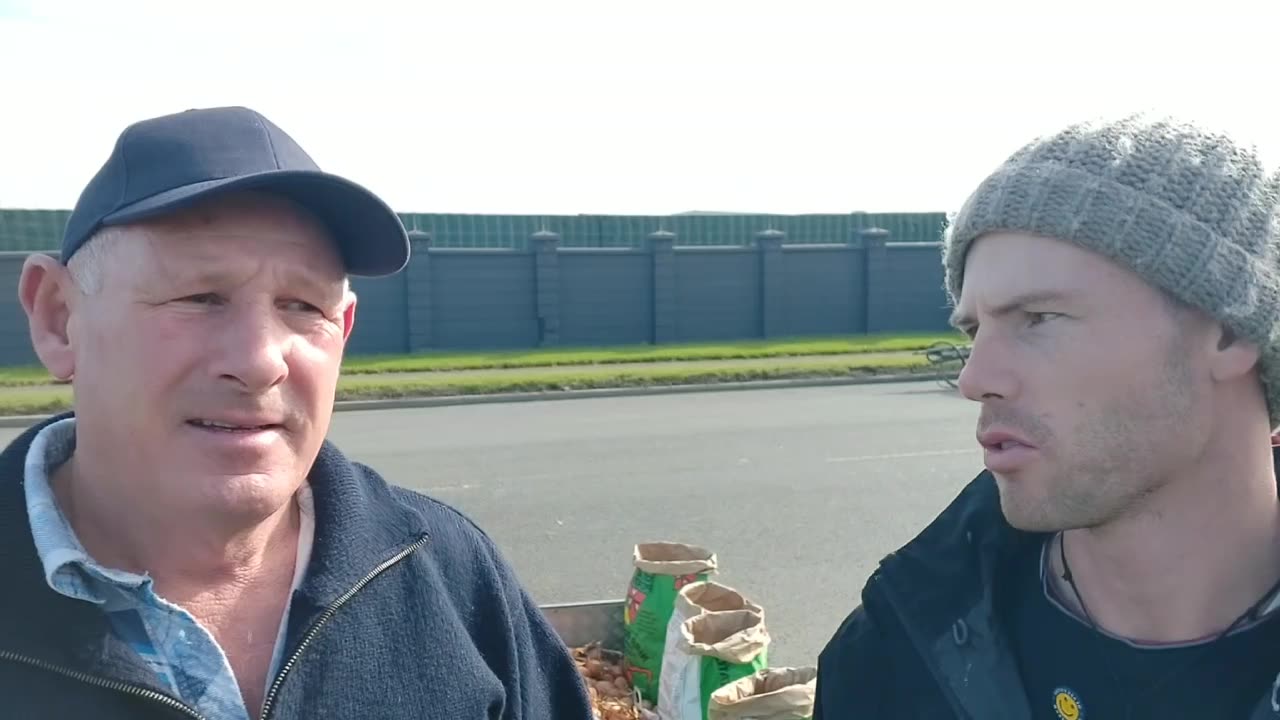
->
[858,227,891,333]
[532,230,562,346]
[756,229,786,338]
[405,230,434,352]
[648,230,677,344]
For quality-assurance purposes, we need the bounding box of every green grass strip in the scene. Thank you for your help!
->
[0,356,941,416]
[0,332,966,386]
[0,367,63,387]
[340,332,965,375]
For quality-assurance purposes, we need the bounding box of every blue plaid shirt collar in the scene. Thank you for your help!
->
[23,418,151,608]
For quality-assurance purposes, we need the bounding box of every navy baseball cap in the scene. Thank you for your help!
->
[62,106,410,277]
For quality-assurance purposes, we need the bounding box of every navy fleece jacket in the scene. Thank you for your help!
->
[0,412,594,720]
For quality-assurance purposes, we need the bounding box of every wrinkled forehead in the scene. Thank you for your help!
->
[112,192,348,284]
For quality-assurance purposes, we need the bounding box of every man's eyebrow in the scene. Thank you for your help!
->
[166,267,345,297]
[949,290,1075,330]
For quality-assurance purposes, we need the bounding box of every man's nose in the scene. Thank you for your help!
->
[956,331,1017,402]
[214,307,290,392]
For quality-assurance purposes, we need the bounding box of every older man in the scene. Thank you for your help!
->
[816,115,1280,719]
[0,106,593,720]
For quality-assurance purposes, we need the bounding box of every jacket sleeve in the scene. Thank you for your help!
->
[505,582,595,720]
[814,603,894,719]
[477,530,596,720]
[407,488,596,720]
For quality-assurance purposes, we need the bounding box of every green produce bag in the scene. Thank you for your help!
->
[662,608,771,720]
[622,542,718,704]
[658,581,765,717]
[708,666,818,720]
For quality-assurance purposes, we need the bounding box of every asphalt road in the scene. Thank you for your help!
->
[0,380,987,669]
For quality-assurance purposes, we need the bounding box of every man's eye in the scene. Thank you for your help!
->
[283,300,323,313]
[1027,312,1057,326]
[180,293,222,305]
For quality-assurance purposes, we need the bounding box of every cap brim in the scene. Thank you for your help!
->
[101,170,410,277]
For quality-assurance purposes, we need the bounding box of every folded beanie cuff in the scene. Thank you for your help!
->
[943,161,1279,349]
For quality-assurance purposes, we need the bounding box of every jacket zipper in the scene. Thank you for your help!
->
[0,649,205,720]
[258,533,430,720]
[0,533,430,720]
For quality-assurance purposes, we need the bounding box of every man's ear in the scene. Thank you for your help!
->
[341,291,358,343]
[1208,323,1261,383]
[18,255,77,381]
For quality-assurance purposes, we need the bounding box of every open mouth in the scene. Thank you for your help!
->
[187,419,282,433]
[978,430,1039,473]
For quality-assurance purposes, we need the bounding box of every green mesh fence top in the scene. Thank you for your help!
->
[0,208,948,252]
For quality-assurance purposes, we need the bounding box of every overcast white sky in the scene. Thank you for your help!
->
[0,0,1276,216]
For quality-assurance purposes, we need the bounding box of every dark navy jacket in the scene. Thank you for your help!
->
[0,412,594,720]
[814,458,1280,720]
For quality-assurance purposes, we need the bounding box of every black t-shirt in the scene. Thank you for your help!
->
[1005,537,1280,720]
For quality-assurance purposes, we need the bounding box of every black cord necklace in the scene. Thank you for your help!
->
[1056,531,1280,718]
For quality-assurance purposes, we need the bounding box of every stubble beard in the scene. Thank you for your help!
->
[998,337,1199,534]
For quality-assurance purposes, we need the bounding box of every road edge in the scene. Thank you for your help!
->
[0,371,956,428]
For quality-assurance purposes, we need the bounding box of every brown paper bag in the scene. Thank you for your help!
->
[708,666,818,720]
[622,542,718,704]
[658,581,766,715]
[676,581,765,620]
[660,609,770,720]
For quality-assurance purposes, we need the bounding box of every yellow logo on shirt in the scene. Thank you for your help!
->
[1053,688,1082,720]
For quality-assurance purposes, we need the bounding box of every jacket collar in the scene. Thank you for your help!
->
[866,469,1036,719]
[0,411,430,674]
[0,413,160,686]
[871,446,1280,720]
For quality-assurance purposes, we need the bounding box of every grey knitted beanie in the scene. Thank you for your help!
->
[941,113,1280,428]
